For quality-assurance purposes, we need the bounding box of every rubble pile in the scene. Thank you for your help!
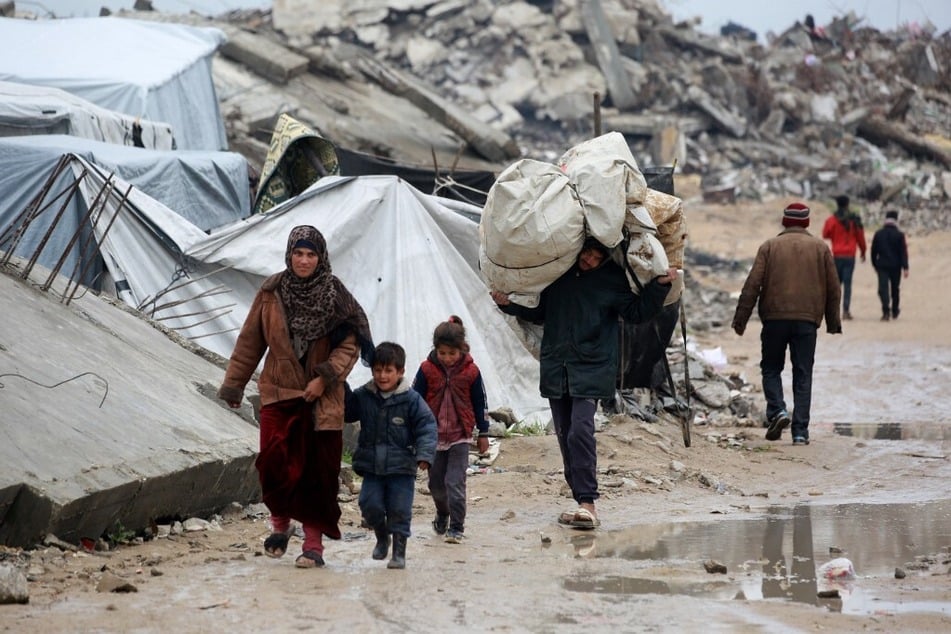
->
[209,0,950,232]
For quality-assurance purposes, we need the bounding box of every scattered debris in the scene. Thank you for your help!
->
[703,559,727,574]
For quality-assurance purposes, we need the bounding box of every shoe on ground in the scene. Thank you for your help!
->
[843,311,853,320]
[263,531,290,558]
[569,507,600,530]
[444,530,465,544]
[765,411,791,441]
[881,313,890,321]
[295,550,325,568]
[432,515,448,536]
[892,309,900,319]
[792,436,810,446]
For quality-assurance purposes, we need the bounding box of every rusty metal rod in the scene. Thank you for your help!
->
[166,309,235,332]
[19,171,89,280]
[187,326,240,341]
[136,265,232,313]
[61,176,116,297]
[152,303,236,322]
[147,285,231,314]
[42,169,114,292]
[65,182,133,305]
[0,155,72,259]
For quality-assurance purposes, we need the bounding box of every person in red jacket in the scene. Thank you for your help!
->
[413,316,489,544]
[822,195,866,320]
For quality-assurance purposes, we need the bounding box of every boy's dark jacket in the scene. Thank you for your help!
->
[345,378,437,477]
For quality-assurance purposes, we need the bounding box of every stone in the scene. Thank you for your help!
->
[703,559,727,574]
[0,564,29,604]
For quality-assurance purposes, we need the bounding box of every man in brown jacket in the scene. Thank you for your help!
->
[732,202,842,445]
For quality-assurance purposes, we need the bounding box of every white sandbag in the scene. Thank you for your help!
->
[480,158,585,301]
[620,206,670,291]
[612,188,685,303]
[557,131,647,249]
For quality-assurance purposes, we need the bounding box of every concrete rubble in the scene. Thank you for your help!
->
[0,262,260,549]
[105,0,950,233]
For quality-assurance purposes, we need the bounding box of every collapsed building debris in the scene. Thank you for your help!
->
[170,0,948,232]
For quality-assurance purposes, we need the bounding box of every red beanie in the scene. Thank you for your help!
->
[782,202,810,227]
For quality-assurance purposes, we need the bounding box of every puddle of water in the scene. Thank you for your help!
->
[563,500,951,615]
[824,421,951,441]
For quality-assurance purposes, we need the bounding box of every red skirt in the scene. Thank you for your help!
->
[256,398,342,539]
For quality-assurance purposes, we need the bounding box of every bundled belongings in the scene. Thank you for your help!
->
[481,132,690,428]
[253,113,339,214]
[480,132,680,306]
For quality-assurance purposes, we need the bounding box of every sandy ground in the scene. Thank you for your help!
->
[3,198,950,633]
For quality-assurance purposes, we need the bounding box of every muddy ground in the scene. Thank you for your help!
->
[3,196,950,632]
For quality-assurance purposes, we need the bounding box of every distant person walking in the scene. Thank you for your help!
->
[732,203,842,446]
[871,209,909,321]
[822,195,866,320]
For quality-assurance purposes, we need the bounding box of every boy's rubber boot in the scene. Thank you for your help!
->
[372,526,390,560]
[387,534,406,569]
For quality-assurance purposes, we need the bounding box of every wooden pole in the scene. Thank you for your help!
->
[593,91,602,137]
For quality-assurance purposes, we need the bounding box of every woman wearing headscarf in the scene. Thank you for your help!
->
[218,225,373,568]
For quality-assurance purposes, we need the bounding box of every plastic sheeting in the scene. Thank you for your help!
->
[0,135,250,286]
[42,171,548,421]
[0,81,175,150]
[183,176,548,421]
[0,17,227,151]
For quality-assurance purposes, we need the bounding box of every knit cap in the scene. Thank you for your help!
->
[782,202,810,228]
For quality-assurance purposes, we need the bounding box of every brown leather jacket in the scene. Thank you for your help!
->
[732,227,842,334]
[218,272,360,430]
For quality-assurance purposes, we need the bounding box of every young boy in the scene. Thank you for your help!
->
[345,342,437,569]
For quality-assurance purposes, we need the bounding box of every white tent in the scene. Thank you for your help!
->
[0,135,250,289]
[46,169,548,422]
[0,80,175,150]
[0,17,227,151]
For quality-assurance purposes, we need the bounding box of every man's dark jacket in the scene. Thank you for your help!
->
[499,260,670,399]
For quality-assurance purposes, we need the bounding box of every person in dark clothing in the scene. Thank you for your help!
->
[732,202,842,446]
[346,342,437,569]
[871,210,910,321]
[490,238,676,528]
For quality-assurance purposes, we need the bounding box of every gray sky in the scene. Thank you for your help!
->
[16,1,267,17]
[19,0,951,36]
[665,0,951,39]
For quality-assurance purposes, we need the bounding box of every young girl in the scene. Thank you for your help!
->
[412,316,489,543]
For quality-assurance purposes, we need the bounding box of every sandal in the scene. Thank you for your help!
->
[263,532,290,558]
[295,550,325,568]
[569,507,601,530]
[557,510,575,525]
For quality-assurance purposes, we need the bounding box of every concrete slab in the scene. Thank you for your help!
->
[0,262,260,547]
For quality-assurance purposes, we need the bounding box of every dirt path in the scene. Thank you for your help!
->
[3,199,950,632]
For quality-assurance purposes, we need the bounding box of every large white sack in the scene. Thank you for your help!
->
[479,158,584,304]
[620,205,670,292]
[557,131,648,249]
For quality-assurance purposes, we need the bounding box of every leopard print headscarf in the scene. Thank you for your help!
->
[279,225,374,364]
